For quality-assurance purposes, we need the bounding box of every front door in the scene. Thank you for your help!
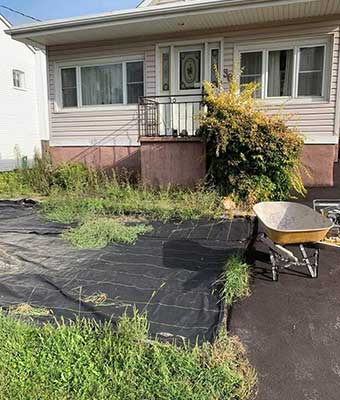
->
[166,46,203,135]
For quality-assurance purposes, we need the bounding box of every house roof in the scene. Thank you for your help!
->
[6,0,340,48]
[0,13,12,28]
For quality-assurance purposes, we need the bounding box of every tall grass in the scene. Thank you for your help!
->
[0,154,225,222]
[0,310,257,400]
[217,256,251,306]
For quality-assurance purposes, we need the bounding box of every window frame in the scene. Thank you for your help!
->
[237,37,330,103]
[156,38,224,95]
[12,69,25,90]
[55,57,145,112]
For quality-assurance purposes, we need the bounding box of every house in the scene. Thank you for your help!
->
[6,0,340,186]
[0,14,49,171]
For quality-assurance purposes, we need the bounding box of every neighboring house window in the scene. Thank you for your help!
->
[59,60,144,109]
[239,42,328,99]
[13,70,25,89]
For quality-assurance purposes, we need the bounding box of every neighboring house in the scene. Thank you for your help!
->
[0,14,49,171]
[7,0,340,186]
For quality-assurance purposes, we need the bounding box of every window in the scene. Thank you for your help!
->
[240,52,263,98]
[59,60,144,109]
[161,47,170,92]
[13,70,25,89]
[210,48,220,85]
[127,61,144,103]
[61,68,77,107]
[240,43,327,100]
[268,49,293,97]
[81,64,123,106]
[179,50,202,90]
[298,46,325,97]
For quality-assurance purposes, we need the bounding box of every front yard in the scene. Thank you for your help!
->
[0,164,257,400]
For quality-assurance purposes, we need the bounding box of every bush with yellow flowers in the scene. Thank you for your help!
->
[198,74,305,208]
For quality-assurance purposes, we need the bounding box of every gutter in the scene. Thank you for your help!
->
[7,0,318,37]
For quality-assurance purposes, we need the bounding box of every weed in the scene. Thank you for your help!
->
[62,218,153,249]
[217,256,251,306]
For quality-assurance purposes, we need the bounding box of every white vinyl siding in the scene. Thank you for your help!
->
[0,18,48,171]
[47,18,340,147]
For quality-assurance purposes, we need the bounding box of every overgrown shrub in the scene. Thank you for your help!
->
[198,75,305,207]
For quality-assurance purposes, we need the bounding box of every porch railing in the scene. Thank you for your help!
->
[138,94,204,138]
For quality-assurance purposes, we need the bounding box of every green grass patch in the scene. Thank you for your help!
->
[41,187,224,224]
[218,256,251,306]
[62,218,153,249]
[0,311,257,400]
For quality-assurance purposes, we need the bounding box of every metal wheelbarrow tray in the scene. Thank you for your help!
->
[254,202,334,281]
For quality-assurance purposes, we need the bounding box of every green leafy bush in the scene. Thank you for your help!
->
[199,75,305,207]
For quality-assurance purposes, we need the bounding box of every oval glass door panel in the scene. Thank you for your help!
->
[179,50,201,90]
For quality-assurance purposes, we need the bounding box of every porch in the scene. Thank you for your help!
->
[138,94,207,187]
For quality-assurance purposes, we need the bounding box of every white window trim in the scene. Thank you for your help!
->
[12,69,26,91]
[55,55,145,112]
[156,38,224,96]
[235,36,331,104]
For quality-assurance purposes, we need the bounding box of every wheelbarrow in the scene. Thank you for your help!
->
[253,202,334,281]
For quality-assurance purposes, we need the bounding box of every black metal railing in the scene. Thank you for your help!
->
[138,94,204,138]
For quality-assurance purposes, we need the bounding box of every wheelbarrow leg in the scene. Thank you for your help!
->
[299,244,318,278]
[269,250,279,282]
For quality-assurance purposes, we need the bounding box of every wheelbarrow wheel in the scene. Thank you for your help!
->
[269,250,279,281]
[272,268,279,282]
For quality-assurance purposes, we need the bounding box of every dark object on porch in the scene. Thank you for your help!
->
[0,200,252,343]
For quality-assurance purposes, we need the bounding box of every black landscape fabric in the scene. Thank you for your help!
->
[0,200,252,342]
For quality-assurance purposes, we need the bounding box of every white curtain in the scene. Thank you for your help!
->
[268,50,293,97]
[268,51,281,97]
[81,64,123,106]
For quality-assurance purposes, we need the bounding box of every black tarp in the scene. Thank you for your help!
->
[0,200,252,342]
